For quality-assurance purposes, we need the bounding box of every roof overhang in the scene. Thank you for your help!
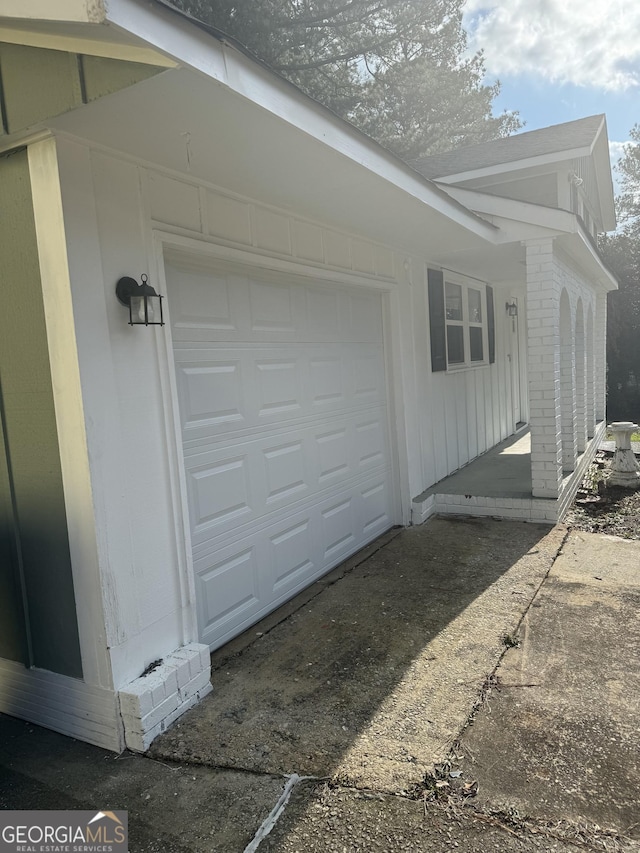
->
[431,184,618,291]
[0,1,176,65]
[0,0,107,25]
[431,114,616,233]
[0,0,499,257]
[44,66,495,259]
[591,118,617,232]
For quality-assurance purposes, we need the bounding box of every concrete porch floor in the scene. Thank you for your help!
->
[425,429,533,499]
[412,422,607,525]
[412,429,558,524]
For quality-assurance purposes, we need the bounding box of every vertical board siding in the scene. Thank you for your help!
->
[80,142,520,557]
[0,43,163,136]
[0,150,82,678]
[421,267,519,489]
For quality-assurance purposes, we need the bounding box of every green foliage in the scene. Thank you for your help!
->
[615,124,640,234]
[600,126,640,421]
[172,0,521,159]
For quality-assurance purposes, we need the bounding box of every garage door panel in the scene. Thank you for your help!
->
[360,479,392,535]
[316,426,350,483]
[309,356,344,406]
[183,411,389,547]
[305,286,342,338]
[176,359,245,430]
[256,357,303,416]
[269,518,316,594]
[166,264,245,333]
[321,496,356,561]
[355,418,387,469]
[167,261,386,346]
[196,544,262,647]
[263,439,308,504]
[348,290,383,341]
[187,454,253,533]
[249,279,300,333]
[175,343,385,443]
[167,259,396,650]
[353,350,385,402]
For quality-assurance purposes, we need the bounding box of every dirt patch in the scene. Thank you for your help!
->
[565,452,640,539]
[151,519,564,794]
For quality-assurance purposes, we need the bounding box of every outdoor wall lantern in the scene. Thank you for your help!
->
[115,274,165,326]
[505,301,518,318]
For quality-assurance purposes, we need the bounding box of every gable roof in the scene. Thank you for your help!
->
[411,115,606,180]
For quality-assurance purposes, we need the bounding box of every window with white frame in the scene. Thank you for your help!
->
[427,268,495,373]
[445,279,488,367]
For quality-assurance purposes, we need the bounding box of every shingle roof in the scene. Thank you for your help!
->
[411,115,605,180]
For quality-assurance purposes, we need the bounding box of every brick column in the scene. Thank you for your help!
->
[525,239,563,498]
[560,292,577,471]
[595,292,607,422]
[575,308,587,452]
[586,307,596,438]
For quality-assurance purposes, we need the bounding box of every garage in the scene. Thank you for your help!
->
[165,252,397,649]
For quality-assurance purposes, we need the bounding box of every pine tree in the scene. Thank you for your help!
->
[601,126,640,419]
[173,0,520,159]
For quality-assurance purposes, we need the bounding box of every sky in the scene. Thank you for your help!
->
[462,0,640,187]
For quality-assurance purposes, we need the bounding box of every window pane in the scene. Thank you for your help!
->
[470,326,484,361]
[445,283,462,320]
[468,288,482,323]
[447,325,464,364]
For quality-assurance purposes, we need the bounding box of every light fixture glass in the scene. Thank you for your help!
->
[116,275,165,326]
[505,301,518,318]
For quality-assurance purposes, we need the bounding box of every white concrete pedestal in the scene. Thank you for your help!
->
[608,421,640,489]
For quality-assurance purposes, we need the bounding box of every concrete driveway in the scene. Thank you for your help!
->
[1,517,638,851]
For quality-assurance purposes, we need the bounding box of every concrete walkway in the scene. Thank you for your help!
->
[1,519,638,852]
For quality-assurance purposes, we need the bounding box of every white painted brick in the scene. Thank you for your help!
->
[168,657,191,690]
[125,719,163,753]
[180,670,212,703]
[166,644,207,681]
[119,682,154,720]
[123,729,147,753]
[152,669,178,707]
[124,691,180,736]
[161,698,197,733]
[198,645,212,671]
[472,506,493,516]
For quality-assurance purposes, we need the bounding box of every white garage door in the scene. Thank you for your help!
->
[165,255,396,650]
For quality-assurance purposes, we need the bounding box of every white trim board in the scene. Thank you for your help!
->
[0,658,122,752]
[158,231,398,290]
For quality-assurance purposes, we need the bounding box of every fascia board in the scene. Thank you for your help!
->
[435,148,591,185]
[0,21,176,65]
[552,230,618,293]
[591,125,617,231]
[437,184,576,232]
[0,0,106,24]
[100,0,497,243]
[487,216,563,244]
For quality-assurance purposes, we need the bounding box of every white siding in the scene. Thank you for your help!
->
[55,136,520,689]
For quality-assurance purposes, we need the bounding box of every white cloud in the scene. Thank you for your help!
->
[464,0,640,91]
[609,140,629,166]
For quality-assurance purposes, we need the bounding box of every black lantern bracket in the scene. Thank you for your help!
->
[116,274,165,326]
